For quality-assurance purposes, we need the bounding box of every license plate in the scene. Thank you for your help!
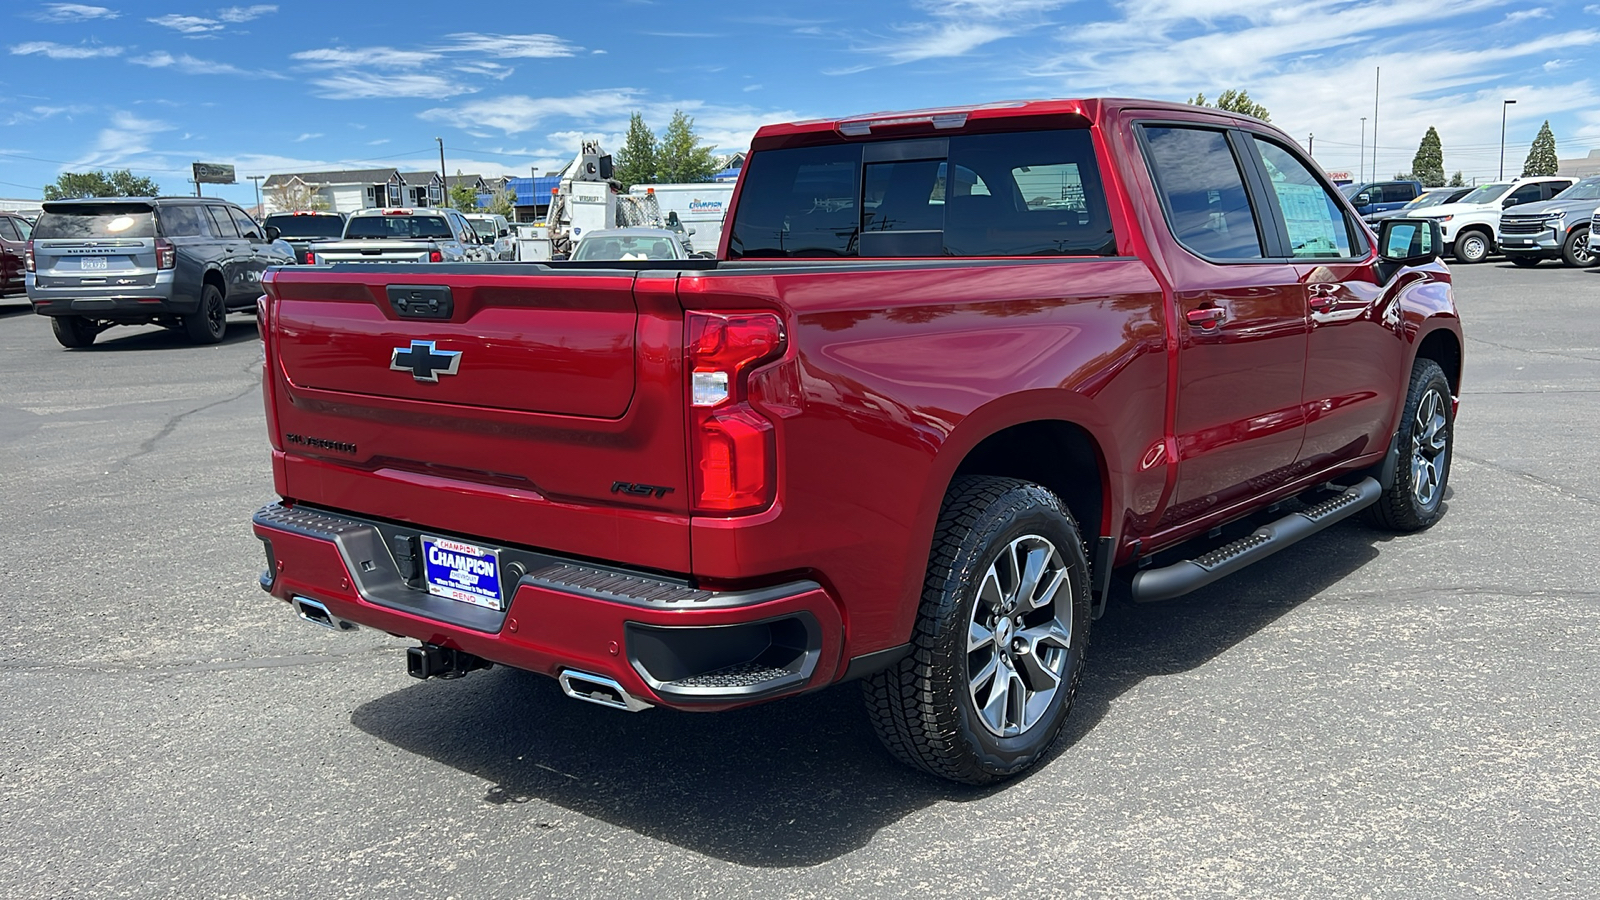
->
[78,257,108,271]
[1505,239,1529,245]
[420,536,504,610]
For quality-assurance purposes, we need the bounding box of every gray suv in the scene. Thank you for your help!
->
[1496,176,1599,267]
[26,197,294,347]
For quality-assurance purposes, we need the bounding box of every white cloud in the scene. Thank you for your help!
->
[31,3,119,22]
[72,111,174,169]
[290,46,442,68]
[438,33,580,58]
[309,72,477,100]
[1503,8,1551,21]
[10,40,123,58]
[217,4,277,22]
[148,14,223,34]
[294,133,321,142]
[454,60,515,79]
[129,50,271,77]
[842,0,1066,71]
[420,90,644,134]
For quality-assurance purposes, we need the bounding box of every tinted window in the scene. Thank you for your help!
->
[263,214,344,239]
[1505,184,1542,207]
[14,217,30,240]
[158,205,211,238]
[1250,138,1353,258]
[728,129,1115,259]
[0,218,18,241]
[33,205,157,239]
[1142,126,1264,260]
[343,214,455,240]
[227,207,262,239]
[1544,181,1572,200]
[727,143,861,258]
[206,206,240,238]
[1384,182,1418,202]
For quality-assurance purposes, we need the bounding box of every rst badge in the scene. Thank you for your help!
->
[390,340,462,383]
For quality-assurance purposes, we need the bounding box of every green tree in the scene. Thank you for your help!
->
[1410,127,1445,186]
[1448,171,1465,187]
[42,168,161,200]
[1522,120,1558,177]
[486,186,516,219]
[613,112,659,190]
[449,182,479,211]
[1188,89,1270,122]
[656,110,719,183]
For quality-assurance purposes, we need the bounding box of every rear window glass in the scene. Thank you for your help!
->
[34,205,156,239]
[264,214,344,239]
[466,218,499,239]
[573,234,679,260]
[727,129,1115,259]
[343,214,455,240]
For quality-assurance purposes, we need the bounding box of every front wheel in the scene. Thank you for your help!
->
[1561,227,1593,268]
[51,315,100,348]
[1365,358,1453,532]
[863,476,1090,784]
[1453,230,1491,264]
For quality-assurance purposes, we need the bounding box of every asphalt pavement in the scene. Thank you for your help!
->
[1,261,1596,899]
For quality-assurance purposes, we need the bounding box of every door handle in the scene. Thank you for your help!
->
[1307,282,1339,312]
[1186,306,1226,329]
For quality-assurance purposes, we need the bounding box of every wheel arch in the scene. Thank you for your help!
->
[950,420,1110,551]
[1413,326,1462,397]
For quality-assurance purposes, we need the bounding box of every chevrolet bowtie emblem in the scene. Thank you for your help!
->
[390,340,462,383]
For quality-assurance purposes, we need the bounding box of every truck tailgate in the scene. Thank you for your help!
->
[261,266,690,572]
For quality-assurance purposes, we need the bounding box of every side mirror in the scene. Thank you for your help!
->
[1377,218,1442,265]
[264,225,281,242]
[687,227,697,235]
[1502,197,1518,208]
[1353,193,1371,207]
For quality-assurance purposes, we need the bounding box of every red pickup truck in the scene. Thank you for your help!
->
[253,98,1461,784]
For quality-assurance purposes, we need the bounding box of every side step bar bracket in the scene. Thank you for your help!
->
[1130,478,1381,603]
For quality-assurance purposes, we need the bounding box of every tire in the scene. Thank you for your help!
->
[1452,230,1491,264]
[863,476,1091,784]
[1365,358,1453,532]
[1508,256,1541,268]
[1561,227,1593,268]
[185,283,227,344]
[51,315,98,348]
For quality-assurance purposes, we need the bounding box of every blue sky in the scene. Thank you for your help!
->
[3,0,1598,208]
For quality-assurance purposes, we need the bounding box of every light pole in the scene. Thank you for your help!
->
[436,136,448,209]
[247,174,264,214]
[1499,99,1517,180]
[1359,117,1367,182]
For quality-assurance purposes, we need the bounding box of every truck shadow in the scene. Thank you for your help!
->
[350,517,1402,868]
[77,318,259,351]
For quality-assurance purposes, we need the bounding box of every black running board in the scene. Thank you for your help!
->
[1130,478,1381,603]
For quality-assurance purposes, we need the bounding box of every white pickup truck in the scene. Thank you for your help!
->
[311,207,481,264]
[1417,176,1575,263]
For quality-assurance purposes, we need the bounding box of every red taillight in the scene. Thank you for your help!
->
[24,241,34,273]
[428,249,443,262]
[686,311,785,514]
[155,237,176,270]
[303,249,315,264]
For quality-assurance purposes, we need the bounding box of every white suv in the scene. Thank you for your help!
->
[1418,177,1575,263]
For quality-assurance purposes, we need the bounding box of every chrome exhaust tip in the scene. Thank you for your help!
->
[558,670,653,712]
[290,596,358,632]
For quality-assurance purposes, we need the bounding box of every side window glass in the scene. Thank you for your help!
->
[1397,183,1418,201]
[0,218,18,241]
[207,206,240,238]
[1250,137,1353,258]
[158,205,208,238]
[228,207,262,240]
[1142,126,1265,260]
[1545,182,1570,200]
[15,217,31,240]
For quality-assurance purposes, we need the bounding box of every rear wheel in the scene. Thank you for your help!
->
[1453,230,1491,264]
[185,283,227,344]
[1508,256,1541,268]
[51,315,99,348]
[863,476,1090,784]
[1561,227,1593,268]
[1365,358,1453,532]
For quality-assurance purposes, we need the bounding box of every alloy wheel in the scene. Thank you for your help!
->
[1411,387,1449,509]
[966,534,1074,738]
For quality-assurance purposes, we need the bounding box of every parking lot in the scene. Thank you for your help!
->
[0,262,1596,899]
